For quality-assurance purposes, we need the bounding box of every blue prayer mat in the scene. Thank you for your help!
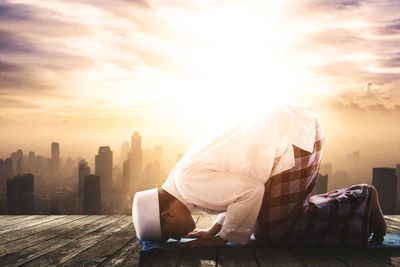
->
[138,233,400,251]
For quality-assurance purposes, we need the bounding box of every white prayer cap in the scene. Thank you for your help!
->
[132,188,162,241]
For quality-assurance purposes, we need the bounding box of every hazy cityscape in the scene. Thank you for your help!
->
[0,131,182,215]
[1,123,400,215]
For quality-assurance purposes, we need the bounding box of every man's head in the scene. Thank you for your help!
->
[132,188,196,242]
[158,188,196,241]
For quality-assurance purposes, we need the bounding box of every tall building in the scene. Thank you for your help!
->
[396,164,400,212]
[122,158,130,193]
[51,142,60,172]
[78,160,90,213]
[372,168,397,214]
[130,132,143,192]
[10,149,23,175]
[95,146,113,198]
[28,151,35,173]
[7,173,34,214]
[4,158,13,180]
[120,141,130,166]
[83,175,101,214]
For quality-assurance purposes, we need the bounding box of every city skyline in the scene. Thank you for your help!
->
[0,0,400,156]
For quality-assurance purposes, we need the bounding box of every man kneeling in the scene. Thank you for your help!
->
[132,105,386,247]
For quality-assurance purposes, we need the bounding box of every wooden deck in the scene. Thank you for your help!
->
[0,215,399,266]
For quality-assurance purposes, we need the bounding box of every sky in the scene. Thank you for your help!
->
[1,0,400,161]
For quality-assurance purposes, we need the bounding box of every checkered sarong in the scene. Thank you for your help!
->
[254,118,373,246]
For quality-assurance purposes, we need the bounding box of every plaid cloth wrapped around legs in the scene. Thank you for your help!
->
[254,118,373,246]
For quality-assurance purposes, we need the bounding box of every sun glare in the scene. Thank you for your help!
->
[161,1,301,132]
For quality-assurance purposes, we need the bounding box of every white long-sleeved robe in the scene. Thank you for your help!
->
[161,104,317,244]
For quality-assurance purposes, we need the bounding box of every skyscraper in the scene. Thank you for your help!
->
[95,146,113,198]
[4,158,13,180]
[51,142,60,172]
[10,149,23,175]
[120,141,130,166]
[372,168,397,214]
[396,164,400,212]
[130,132,143,192]
[78,160,90,213]
[7,173,34,214]
[83,175,101,214]
[28,151,35,173]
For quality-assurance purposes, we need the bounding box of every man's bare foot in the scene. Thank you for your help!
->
[369,187,386,246]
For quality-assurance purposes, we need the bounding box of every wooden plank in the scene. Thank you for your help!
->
[140,248,183,266]
[0,216,98,257]
[387,224,400,234]
[0,215,86,246]
[0,215,30,224]
[218,247,258,267]
[99,240,141,267]
[327,248,391,266]
[0,215,46,228]
[361,247,400,266]
[0,216,117,266]
[0,215,66,235]
[177,247,217,266]
[59,223,136,266]
[252,247,303,267]
[22,216,130,266]
[290,247,347,267]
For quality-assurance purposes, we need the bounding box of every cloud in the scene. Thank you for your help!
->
[0,97,42,110]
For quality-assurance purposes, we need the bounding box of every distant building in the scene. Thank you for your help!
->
[28,151,35,173]
[120,141,130,166]
[312,174,328,195]
[10,149,23,175]
[51,142,60,172]
[78,160,90,213]
[320,163,333,178]
[372,168,397,214]
[396,164,400,212]
[122,159,130,193]
[3,158,13,180]
[144,160,161,187]
[95,146,113,198]
[129,132,143,192]
[7,173,34,214]
[83,175,101,214]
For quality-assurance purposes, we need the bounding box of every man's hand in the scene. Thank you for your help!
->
[177,235,227,248]
[185,229,213,238]
[186,222,222,238]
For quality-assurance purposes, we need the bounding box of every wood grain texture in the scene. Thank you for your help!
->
[22,216,129,267]
[0,216,115,266]
[252,247,303,267]
[59,223,136,266]
[327,248,391,266]
[0,215,96,257]
[178,247,217,267]
[0,215,86,246]
[0,215,398,267]
[0,215,65,235]
[0,215,46,228]
[218,247,258,267]
[0,215,30,224]
[99,239,141,267]
[140,249,183,266]
[290,247,347,267]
